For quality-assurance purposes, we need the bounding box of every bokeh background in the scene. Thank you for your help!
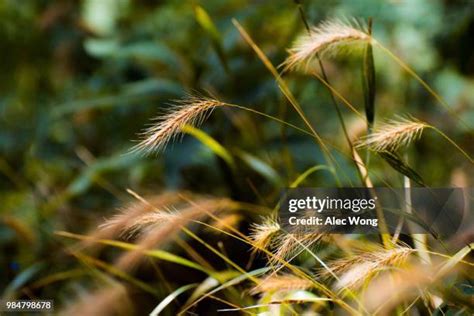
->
[1,0,473,314]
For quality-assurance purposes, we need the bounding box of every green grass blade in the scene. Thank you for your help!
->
[437,243,473,277]
[55,231,211,274]
[236,150,282,186]
[186,270,240,305]
[182,124,235,169]
[290,165,334,188]
[379,151,425,186]
[150,283,198,316]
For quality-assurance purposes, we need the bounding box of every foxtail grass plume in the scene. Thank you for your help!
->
[97,193,186,239]
[115,197,236,269]
[362,259,457,314]
[251,274,313,295]
[132,95,226,155]
[282,19,371,71]
[270,232,322,265]
[323,245,413,290]
[249,216,280,252]
[356,116,427,152]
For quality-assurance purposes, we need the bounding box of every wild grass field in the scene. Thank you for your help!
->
[0,1,473,315]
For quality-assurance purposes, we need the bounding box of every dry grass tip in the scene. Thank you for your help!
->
[323,245,414,291]
[251,274,313,295]
[356,116,427,152]
[282,19,371,71]
[131,95,226,155]
[249,216,280,252]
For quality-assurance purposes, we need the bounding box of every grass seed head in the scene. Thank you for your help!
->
[251,274,313,295]
[324,245,414,290]
[282,19,371,71]
[131,95,225,155]
[356,116,427,152]
[115,197,236,270]
[249,216,280,252]
[270,232,322,265]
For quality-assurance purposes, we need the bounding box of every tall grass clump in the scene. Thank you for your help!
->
[53,7,473,316]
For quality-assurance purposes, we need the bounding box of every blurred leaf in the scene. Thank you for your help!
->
[194,6,220,43]
[53,79,182,117]
[66,151,142,197]
[29,269,86,289]
[2,263,45,300]
[81,0,129,36]
[194,5,229,72]
[85,39,181,68]
[236,150,282,186]
[1,215,35,244]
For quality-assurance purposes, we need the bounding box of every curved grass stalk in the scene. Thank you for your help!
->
[430,126,473,163]
[233,18,351,186]
[230,101,399,188]
[294,15,368,187]
[229,96,400,191]
[142,98,397,196]
[311,71,366,120]
[290,165,335,188]
[373,41,472,130]
[55,231,212,273]
[225,103,394,188]
[421,250,474,267]
[150,283,198,316]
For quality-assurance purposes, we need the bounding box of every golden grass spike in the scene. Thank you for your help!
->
[98,193,185,234]
[77,193,186,252]
[115,197,236,270]
[356,116,427,152]
[282,19,370,71]
[250,274,313,294]
[361,261,439,314]
[131,95,226,155]
[249,216,280,252]
[270,232,322,264]
[324,245,414,290]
